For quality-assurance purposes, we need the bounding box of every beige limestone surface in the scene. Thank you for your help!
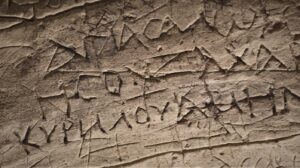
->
[0,0,300,167]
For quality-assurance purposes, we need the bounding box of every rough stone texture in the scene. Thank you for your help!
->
[0,0,300,167]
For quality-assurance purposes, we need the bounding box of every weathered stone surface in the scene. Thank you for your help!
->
[0,0,300,167]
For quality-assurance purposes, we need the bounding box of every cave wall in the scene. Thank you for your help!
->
[1,0,300,167]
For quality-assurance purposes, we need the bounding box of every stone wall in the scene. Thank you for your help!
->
[0,0,300,167]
